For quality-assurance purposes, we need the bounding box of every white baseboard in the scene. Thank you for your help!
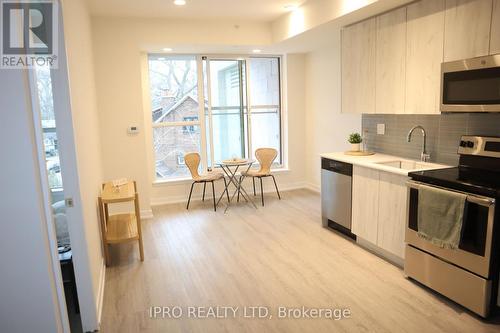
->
[304,182,320,193]
[96,258,106,329]
[151,181,309,207]
[151,193,193,206]
[140,209,154,219]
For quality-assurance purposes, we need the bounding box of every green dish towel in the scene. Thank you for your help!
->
[417,185,467,249]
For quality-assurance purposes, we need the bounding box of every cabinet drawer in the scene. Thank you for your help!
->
[405,245,491,317]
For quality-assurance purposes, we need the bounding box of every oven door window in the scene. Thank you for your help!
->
[443,67,500,105]
[408,188,489,256]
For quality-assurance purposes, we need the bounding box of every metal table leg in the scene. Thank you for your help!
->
[228,164,256,208]
[216,165,238,206]
[216,164,257,211]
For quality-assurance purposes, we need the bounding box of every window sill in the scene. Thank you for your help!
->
[152,167,291,186]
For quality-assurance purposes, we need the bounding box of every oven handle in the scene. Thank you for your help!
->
[406,180,495,207]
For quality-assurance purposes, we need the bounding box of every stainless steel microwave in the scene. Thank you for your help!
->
[441,54,500,112]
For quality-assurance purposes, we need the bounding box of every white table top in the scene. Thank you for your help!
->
[219,159,255,166]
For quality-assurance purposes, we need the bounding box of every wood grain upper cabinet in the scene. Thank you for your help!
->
[341,17,376,114]
[377,172,408,259]
[444,0,492,62]
[351,166,379,244]
[376,7,406,114]
[491,0,500,54]
[405,0,445,115]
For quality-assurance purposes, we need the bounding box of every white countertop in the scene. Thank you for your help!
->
[320,152,450,176]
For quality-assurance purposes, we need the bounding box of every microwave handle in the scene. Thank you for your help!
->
[406,180,495,207]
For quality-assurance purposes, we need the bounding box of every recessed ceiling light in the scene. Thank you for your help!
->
[174,0,186,5]
[252,49,262,53]
[284,4,298,11]
[163,48,173,52]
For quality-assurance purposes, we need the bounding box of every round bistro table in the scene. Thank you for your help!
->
[216,159,257,212]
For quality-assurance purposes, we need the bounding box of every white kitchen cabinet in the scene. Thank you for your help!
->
[377,172,408,258]
[375,7,407,114]
[341,17,376,114]
[405,0,445,115]
[341,0,498,114]
[352,166,409,260]
[444,0,492,62]
[491,0,500,55]
[351,166,379,244]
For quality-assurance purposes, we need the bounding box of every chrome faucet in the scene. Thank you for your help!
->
[407,125,431,162]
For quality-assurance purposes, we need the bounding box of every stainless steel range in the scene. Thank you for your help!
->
[405,136,500,318]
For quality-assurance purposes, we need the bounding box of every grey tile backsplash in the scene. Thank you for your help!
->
[362,113,500,166]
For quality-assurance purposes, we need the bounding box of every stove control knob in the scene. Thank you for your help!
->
[459,140,467,147]
[467,141,474,148]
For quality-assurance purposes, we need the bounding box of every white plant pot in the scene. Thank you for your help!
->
[351,143,361,151]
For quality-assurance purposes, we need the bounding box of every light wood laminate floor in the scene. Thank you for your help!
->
[100,189,500,333]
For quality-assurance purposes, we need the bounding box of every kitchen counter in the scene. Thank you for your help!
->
[320,152,450,176]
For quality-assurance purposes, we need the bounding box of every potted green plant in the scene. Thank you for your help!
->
[348,133,363,152]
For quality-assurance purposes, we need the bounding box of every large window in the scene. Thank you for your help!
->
[148,55,282,180]
[149,55,201,178]
[248,57,281,160]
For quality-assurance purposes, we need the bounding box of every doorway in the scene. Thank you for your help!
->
[32,64,83,333]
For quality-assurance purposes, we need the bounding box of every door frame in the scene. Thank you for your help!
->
[28,68,71,333]
[27,2,102,331]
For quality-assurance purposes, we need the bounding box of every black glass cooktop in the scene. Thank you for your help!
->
[409,166,500,198]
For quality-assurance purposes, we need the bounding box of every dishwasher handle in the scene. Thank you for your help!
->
[321,158,353,176]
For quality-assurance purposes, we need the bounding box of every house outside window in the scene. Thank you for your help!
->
[149,55,201,179]
[177,154,185,165]
[183,116,198,133]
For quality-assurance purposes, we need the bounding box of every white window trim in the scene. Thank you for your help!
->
[146,53,286,183]
[152,120,200,128]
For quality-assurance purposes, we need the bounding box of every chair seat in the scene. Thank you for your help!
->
[193,170,224,181]
[241,169,270,177]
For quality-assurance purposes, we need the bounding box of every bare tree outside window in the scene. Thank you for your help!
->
[149,56,201,179]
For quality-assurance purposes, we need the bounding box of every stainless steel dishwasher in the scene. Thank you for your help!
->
[321,158,355,239]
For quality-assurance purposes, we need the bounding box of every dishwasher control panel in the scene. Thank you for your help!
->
[321,158,353,176]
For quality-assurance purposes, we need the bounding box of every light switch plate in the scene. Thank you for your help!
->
[127,126,139,134]
[377,123,385,135]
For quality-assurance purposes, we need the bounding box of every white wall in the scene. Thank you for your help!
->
[304,29,361,189]
[59,0,105,330]
[92,17,307,208]
[271,0,414,43]
[0,70,64,333]
[282,53,307,189]
[272,0,377,42]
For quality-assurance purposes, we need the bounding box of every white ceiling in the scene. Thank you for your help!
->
[86,0,303,21]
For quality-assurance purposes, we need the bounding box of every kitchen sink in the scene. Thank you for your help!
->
[376,160,437,171]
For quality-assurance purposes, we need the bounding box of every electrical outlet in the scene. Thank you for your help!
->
[65,198,74,207]
[377,123,385,135]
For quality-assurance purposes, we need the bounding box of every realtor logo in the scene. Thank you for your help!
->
[1,0,58,68]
